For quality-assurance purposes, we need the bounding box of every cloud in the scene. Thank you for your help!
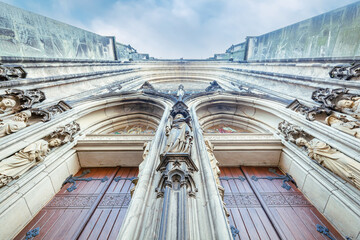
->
[2,0,359,59]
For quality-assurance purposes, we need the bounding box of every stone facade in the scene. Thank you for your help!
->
[0,2,360,240]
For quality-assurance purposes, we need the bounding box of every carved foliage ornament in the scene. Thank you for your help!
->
[0,64,27,81]
[286,99,331,121]
[31,100,72,122]
[0,89,45,114]
[329,62,360,80]
[278,120,309,143]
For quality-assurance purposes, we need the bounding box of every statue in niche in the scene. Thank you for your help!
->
[205,139,230,217]
[0,121,80,187]
[176,84,185,101]
[131,141,151,196]
[0,138,61,187]
[0,110,31,137]
[0,89,45,114]
[296,137,360,189]
[335,97,360,120]
[163,112,193,154]
[325,115,360,139]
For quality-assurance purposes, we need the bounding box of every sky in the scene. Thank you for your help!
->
[1,0,359,59]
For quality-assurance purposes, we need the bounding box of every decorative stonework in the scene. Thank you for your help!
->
[0,121,80,188]
[329,63,360,80]
[0,110,31,138]
[205,80,225,92]
[0,89,45,114]
[31,100,72,122]
[286,99,330,121]
[0,64,27,81]
[325,115,360,139]
[278,120,309,143]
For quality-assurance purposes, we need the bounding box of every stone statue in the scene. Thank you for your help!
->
[296,137,360,189]
[163,113,193,154]
[204,139,230,217]
[325,115,360,139]
[176,84,185,101]
[0,89,45,114]
[335,97,360,120]
[130,141,151,197]
[0,111,31,137]
[0,138,61,187]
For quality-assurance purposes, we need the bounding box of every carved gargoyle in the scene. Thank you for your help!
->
[205,81,225,92]
[329,63,360,80]
[0,64,27,81]
[0,89,45,114]
[31,101,72,122]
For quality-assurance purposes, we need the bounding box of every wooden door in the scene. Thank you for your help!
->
[221,167,343,240]
[15,167,137,240]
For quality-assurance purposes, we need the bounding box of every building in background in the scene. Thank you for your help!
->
[0,1,359,239]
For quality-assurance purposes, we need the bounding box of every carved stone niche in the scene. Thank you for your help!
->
[312,88,360,120]
[0,64,27,81]
[0,89,45,114]
[205,81,225,92]
[278,120,310,143]
[329,62,360,80]
[31,101,72,122]
[286,99,331,121]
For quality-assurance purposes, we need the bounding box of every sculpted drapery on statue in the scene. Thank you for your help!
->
[296,138,360,189]
[0,110,31,137]
[0,121,80,187]
[0,138,61,187]
[163,101,193,155]
[325,115,360,138]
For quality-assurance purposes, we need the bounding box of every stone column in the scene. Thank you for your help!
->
[117,100,232,240]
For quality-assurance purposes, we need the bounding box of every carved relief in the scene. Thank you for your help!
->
[0,121,80,187]
[139,81,155,91]
[205,139,230,217]
[0,110,31,137]
[312,88,360,120]
[278,120,309,143]
[296,137,360,189]
[286,99,330,121]
[329,63,360,80]
[325,115,360,139]
[0,89,45,114]
[30,100,72,122]
[0,64,27,81]
[205,81,225,92]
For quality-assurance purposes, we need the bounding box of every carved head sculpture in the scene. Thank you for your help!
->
[174,113,185,120]
[295,137,309,147]
[13,110,32,122]
[325,116,343,126]
[0,97,17,112]
[336,99,354,109]
[48,138,62,148]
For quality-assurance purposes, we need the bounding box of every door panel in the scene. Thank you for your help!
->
[221,167,343,240]
[220,167,279,240]
[15,167,137,240]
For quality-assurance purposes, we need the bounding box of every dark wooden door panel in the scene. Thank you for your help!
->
[242,166,343,240]
[15,167,137,240]
[220,167,280,240]
[79,167,138,240]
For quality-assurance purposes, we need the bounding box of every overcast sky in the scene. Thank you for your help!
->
[2,0,359,59]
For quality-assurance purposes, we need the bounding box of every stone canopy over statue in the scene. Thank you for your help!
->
[163,101,193,155]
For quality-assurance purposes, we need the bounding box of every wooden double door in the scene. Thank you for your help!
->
[15,167,137,240]
[221,166,343,240]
